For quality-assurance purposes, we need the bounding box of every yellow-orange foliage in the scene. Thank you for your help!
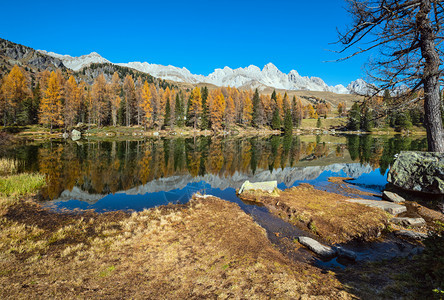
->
[307,104,318,119]
[225,96,235,127]
[91,74,108,126]
[64,76,81,128]
[140,80,152,128]
[189,87,202,129]
[243,95,253,124]
[39,71,64,131]
[0,65,30,124]
[210,90,225,130]
[110,72,121,126]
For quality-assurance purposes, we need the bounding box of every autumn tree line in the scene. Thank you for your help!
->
[0,65,341,133]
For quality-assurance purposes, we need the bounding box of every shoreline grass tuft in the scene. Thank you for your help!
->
[0,173,46,197]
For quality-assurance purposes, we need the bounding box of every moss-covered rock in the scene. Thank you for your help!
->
[388,151,444,194]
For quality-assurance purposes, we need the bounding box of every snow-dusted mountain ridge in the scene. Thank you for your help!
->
[38,50,364,94]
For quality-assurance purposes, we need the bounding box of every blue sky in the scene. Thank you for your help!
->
[0,0,371,86]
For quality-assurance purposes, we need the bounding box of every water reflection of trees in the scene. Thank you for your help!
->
[4,134,427,199]
[346,135,427,175]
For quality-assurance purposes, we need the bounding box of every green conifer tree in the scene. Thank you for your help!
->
[252,89,261,127]
[200,86,209,130]
[271,108,281,130]
[347,102,361,130]
[284,108,293,134]
[175,93,184,127]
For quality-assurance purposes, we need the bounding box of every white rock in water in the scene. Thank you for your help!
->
[298,236,336,258]
[238,180,277,194]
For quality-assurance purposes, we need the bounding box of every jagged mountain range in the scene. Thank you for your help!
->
[0,37,370,95]
[38,49,369,95]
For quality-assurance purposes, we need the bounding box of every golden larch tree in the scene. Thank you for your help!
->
[225,96,235,128]
[140,80,152,129]
[110,72,121,126]
[123,75,136,126]
[39,71,64,132]
[63,76,81,128]
[0,65,30,125]
[91,74,108,126]
[209,90,225,131]
[189,87,202,129]
[243,95,253,125]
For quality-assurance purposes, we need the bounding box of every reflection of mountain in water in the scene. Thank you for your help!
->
[53,163,374,204]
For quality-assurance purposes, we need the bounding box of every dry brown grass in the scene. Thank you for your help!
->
[240,183,389,244]
[0,195,351,299]
[0,158,17,176]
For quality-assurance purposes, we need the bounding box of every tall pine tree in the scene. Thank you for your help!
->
[252,89,261,127]
[200,86,209,130]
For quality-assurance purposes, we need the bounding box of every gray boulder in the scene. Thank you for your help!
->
[62,132,69,139]
[238,180,277,194]
[382,191,405,203]
[298,236,336,258]
[387,151,444,194]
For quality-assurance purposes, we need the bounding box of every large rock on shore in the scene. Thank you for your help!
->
[238,180,277,194]
[387,151,444,194]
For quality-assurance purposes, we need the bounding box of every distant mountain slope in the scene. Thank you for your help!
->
[38,48,364,94]
[0,38,66,75]
[38,50,110,71]
[0,38,175,89]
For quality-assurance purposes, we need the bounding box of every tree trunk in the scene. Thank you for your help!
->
[418,0,444,152]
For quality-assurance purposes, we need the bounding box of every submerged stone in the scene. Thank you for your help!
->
[395,229,428,240]
[390,217,426,227]
[346,199,407,215]
[298,236,336,258]
[382,191,405,203]
[238,180,277,194]
[387,151,444,194]
[333,246,357,261]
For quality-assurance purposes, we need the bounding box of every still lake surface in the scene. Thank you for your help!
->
[3,134,427,212]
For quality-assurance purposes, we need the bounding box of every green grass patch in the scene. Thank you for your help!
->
[300,117,347,129]
[0,173,46,197]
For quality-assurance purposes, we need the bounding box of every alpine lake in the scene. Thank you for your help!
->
[1,133,429,268]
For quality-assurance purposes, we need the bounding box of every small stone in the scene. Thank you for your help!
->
[62,132,69,139]
[390,217,426,227]
[382,191,405,203]
[395,230,428,240]
[298,236,336,258]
